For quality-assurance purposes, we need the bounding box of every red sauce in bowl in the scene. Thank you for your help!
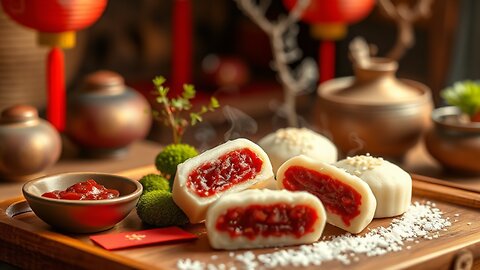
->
[42,179,120,200]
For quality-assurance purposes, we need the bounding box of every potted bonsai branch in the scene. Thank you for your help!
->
[135,77,219,228]
[152,76,219,181]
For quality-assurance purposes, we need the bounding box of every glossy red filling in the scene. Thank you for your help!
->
[186,148,262,197]
[42,179,120,200]
[216,203,318,240]
[283,166,362,226]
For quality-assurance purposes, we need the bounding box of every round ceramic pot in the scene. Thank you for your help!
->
[425,106,480,175]
[316,58,432,159]
[0,105,61,181]
[66,71,152,158]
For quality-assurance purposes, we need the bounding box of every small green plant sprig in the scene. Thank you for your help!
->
[441,80,480,122]
[152,76,220,144]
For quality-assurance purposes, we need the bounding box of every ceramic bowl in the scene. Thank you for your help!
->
[22,172,142,233]
[425,106,480,175]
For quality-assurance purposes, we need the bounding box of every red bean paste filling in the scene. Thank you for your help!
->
[283,166,362,226]
[216,203,318,239]
[42,179,120,200]
[187,148,263,197]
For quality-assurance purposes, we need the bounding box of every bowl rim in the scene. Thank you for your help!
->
[22,172,143,205]
[432,106,480,132]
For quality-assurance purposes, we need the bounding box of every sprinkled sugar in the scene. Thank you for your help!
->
[176,202,452,270]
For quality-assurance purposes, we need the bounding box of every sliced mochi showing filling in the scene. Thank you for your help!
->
[172,138,274,223]
[277,155,376,234]
[206,189,326,250]
[334,154,412,218]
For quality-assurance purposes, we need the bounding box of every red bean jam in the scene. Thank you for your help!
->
[42,179,120,200]
[216,203,318,240]
[186,148,263,197]
[283,166,362,226]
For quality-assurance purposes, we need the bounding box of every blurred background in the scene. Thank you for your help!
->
[0,0,477,142]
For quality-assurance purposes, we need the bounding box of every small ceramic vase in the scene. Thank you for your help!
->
[316,58,432,160]
[0,105,61,181]
[67,70,152,158]
[425,106,480,175]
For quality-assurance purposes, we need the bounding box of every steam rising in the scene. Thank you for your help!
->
[193,122,217,152]
[223,106,258,141]
[347,132,365,157]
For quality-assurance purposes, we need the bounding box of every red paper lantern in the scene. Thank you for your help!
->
[1,0,108,131]
[283,0,375,82]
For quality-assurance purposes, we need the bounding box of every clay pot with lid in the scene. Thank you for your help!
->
[0,105,61,181]
[425,106,480,175]
[316,58,432,159]
[67,71,152,158]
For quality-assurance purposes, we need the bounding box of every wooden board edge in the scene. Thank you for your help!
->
[0,199,157,270]
[390,237,480,270]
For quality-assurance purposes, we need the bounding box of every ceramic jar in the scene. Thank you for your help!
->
[0,105,61,181]
[316,58,432,160]
[67,70,152,158]
[425,106,480,175]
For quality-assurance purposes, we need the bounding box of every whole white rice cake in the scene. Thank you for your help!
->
[258,127,338,173]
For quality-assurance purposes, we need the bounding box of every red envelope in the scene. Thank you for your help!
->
[90,227,197,250]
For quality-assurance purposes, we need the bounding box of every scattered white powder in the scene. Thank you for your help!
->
[176,202,452,270]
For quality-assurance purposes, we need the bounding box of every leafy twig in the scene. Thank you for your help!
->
[152,76,220,144]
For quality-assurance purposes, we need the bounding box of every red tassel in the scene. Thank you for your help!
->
[47,47,65,132]
[172,0,192,94]
[319,40,335,83]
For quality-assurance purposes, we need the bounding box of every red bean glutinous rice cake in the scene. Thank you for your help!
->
[277,155,377,234]
[172,138,274,223]
[206,189,327,250]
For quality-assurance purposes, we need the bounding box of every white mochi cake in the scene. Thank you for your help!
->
[206,189,327,250]
[334,154,412,218]
[258,127,338,173]
[172,138,274,224]
[277,155,376,234]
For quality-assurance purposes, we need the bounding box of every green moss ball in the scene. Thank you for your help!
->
[139,174,170,194]
[155,144,198,179]
[136,190,189,227]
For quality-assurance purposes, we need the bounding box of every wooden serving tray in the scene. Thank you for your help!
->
[1,166,480,270]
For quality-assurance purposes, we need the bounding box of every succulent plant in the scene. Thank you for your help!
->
[441,80,480,122]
